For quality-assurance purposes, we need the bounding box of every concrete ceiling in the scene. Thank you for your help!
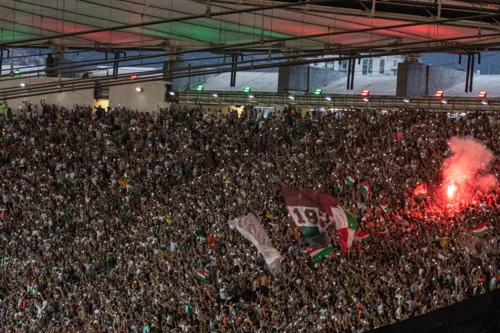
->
[0,0,499,53]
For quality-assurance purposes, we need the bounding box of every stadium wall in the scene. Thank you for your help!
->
[0,77,94,109]
[109,81,165,112]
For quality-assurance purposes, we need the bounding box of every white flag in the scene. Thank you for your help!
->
[229,214,282,274]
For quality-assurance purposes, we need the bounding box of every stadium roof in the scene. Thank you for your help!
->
[2,0,500,54]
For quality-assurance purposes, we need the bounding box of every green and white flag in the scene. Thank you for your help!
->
[229,214,282,275]
[194,269,207,281]
[331,206,358,253]
[469,222,487,237]
[380,205,390,213]
[360,182,370,199]
[345,175,357,185]
[377,228,389,237]
[356,232,371,243]
[185,303,192,316]
[337,184,343,194]
[307,246,333,262]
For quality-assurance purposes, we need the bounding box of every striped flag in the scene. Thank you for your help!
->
[331,206,358,253]
[360,182,370,198]
[356,231,371,243]
[18,298,26,308]
[380,205,390,213]
[469,222,487,237]
[194,269,207,282]
[412,183,428,196]
[345,175,357,185]
[377,228,389,237]
[308,246,334,262]
[300,226,329,248]
[229,214,282,274]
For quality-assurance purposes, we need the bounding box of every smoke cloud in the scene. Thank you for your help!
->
[442,137,497,202]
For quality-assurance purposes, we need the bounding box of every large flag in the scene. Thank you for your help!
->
[282,187,335,232]
[229,214,282,274]
[304,232,329,248]
[297,226,329,248]
[330,206,358,253]
[468,222,487,237]
[299,226,321,238]
[412,183,428,196]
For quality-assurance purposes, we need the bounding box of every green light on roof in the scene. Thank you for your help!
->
[14,69,21,77]
[314,88,322,95]
[196,84,204,91]
[243,86,251,93]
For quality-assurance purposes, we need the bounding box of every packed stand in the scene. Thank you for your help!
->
[0,102,499,332]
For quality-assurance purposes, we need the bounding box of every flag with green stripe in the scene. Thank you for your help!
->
[469,222,487,237]
[308,246,334,262]
[356,231,371,243]
[331,206,358,253]
[345,175,357,185]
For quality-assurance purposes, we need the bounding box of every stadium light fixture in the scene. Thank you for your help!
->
[478,90,487,98]
[435,90,444,97]
[243,86,252,93]
[248,94,254,99]
[481,100,488,105]
[325,96,332,101]
[169,91,175,96]
[403,98,410,103]
[196,84,204,91]
[212,93,218,98]
[135,87,143,92]
[361,89,370,97]
[314,88,322,95]
[441,99,447,104]
[20,82,26,88]
[288,95,295,100]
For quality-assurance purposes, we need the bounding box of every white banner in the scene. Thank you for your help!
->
[229,213,282,274]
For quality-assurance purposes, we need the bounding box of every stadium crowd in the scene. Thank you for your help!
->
[0,102,499,332]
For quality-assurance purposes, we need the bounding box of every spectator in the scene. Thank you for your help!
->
[0,104,498,332]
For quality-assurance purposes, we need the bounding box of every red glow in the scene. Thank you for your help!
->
[446,184,456,199]
[130,75,137,80]
[435,90,444,97]
[361,89,370,97]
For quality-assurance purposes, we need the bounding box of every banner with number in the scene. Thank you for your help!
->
[282,187,337,232]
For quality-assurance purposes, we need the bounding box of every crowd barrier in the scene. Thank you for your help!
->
[177,91,500,112]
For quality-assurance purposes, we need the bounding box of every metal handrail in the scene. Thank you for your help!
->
[177,91,497,112]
